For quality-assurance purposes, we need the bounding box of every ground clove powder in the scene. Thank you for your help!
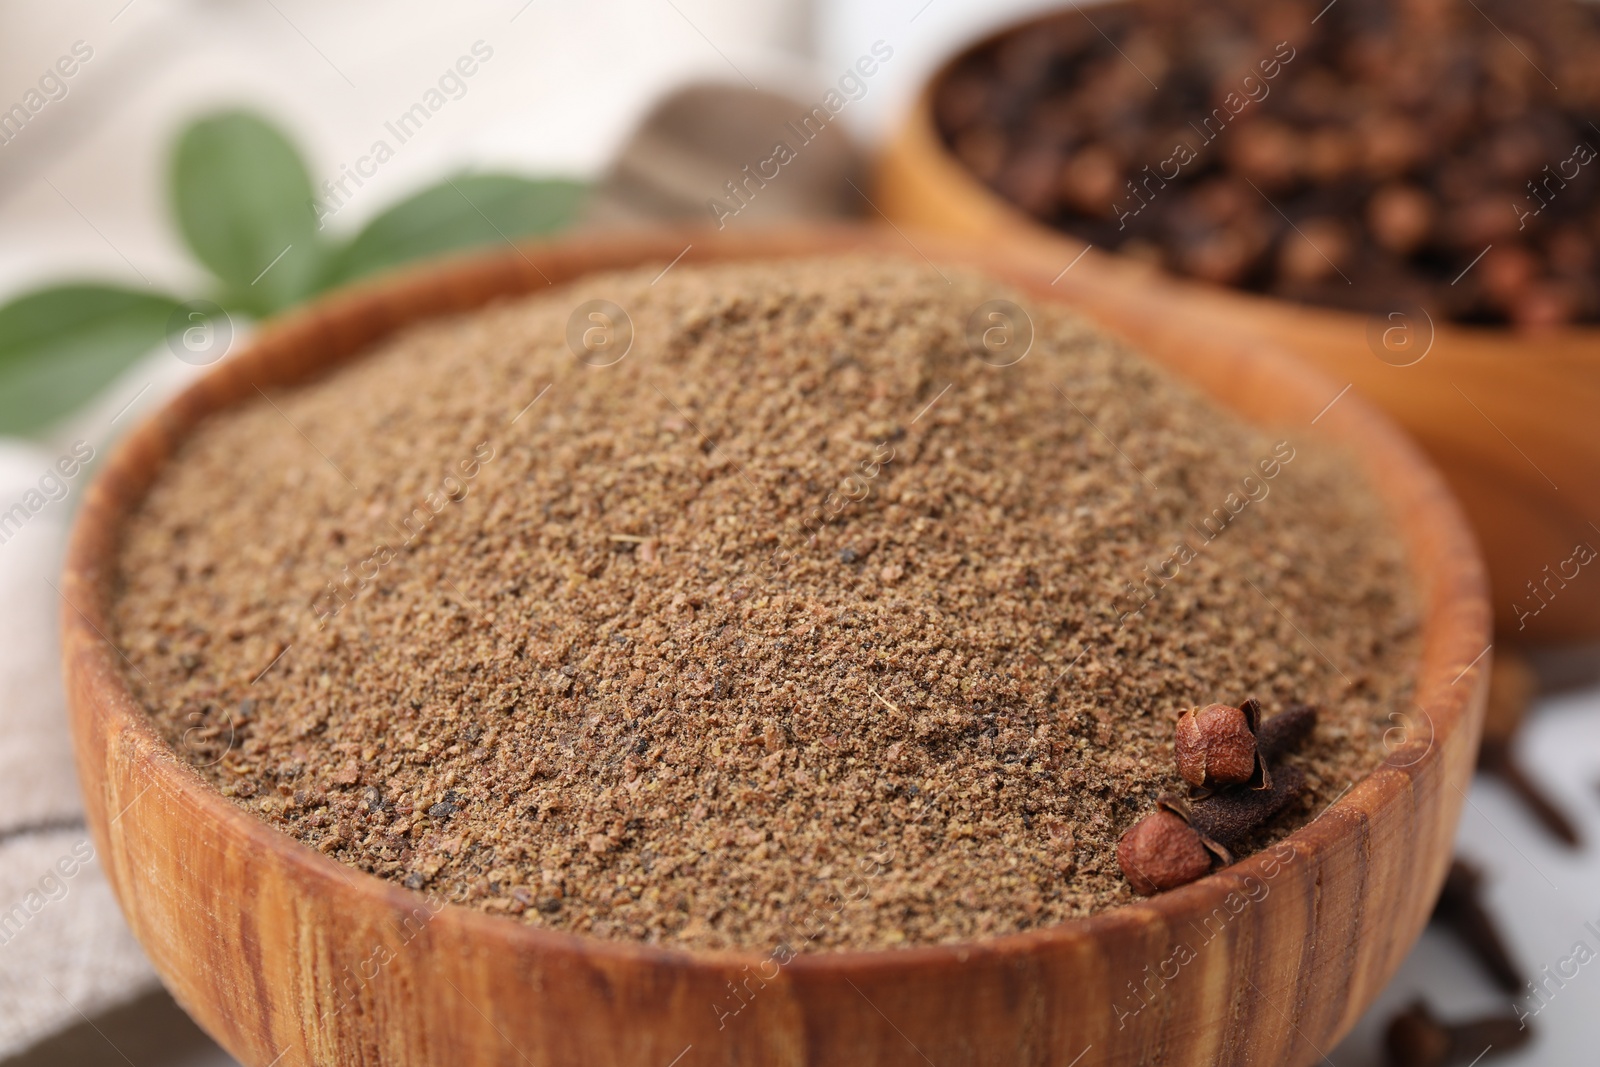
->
[112,256,1419,950]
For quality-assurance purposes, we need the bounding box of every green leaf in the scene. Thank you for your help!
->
[171,111,325,317]
[0,284,182,435]
[323,174,586,286]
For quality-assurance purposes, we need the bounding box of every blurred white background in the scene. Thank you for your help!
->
[0,0,1073,303]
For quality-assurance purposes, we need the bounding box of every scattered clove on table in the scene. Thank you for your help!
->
[1429,859,1524,994]
[1479,738,1581,848]
[1477,649,1580,848]
[1384,999,1530,1067]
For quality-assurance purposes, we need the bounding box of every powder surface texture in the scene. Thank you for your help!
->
[111,256,1420,951]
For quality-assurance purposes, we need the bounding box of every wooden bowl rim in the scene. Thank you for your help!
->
[904,4,1600,343]
[62,224,1489,975]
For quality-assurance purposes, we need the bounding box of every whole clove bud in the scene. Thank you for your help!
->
[1386,1001,1451,1067]
[1175,699,1263,789]
[1479,737,1580,848]
[1431,859,1525,994]
[1116,802,1230,896]
[1384,999,1530,1067]
[1187,763,1306,850]
[1119,701,1320,894]
[1368,184,1435,254]
[1257,702,1317,761]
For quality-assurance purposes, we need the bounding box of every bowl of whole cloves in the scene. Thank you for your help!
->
[876,0,1600,644]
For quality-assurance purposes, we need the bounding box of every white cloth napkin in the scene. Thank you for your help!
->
[0,442,157,1057]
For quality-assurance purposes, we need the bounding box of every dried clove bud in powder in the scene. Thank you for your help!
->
[1116,800,1230,896]
[1257,702,1317,762]
[1175,699,1263,790]
[1186,763,1306,851]
[1120,701,1320,893]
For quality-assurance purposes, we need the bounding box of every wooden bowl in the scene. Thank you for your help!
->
[876,14,1600,643]
[64,227,1489,1067]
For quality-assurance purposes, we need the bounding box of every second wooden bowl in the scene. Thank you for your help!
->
[64,227,1488,1066]
[876,12,1600,643]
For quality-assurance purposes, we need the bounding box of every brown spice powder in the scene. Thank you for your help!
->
[110,256,1420,951]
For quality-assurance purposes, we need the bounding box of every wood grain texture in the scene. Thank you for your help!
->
[63,228,1489,1067]
[875,23,1600,643]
